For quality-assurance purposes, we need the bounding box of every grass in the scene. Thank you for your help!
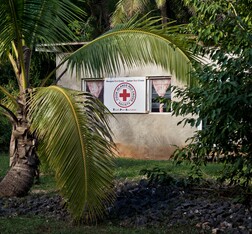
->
[0,216,201,234]
[115,157,224,180]
[0,154,223,233]
[0,153,9,178]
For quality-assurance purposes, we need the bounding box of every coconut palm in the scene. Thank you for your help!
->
[0,0,196,220]
[111,0,193,26]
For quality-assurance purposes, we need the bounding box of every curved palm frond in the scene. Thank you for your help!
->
[66,16,196,85]
[0,86,18,108]
[0,0,84,57]
[0,87,19,122]
[28,86,116,220]
[0,103,18,124]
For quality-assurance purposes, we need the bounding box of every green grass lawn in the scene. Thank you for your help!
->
[0,155,224,191]
[0,154,223,233]
[0,216,202,234]
[115,157,224,180]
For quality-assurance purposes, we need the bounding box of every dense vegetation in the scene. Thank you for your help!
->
[172,0,252,188]
[0,0,195,221]
[0,0,251,223]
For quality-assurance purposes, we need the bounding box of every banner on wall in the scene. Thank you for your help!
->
[104,77,146,113]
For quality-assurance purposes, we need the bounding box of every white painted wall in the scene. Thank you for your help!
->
[56,54,196,160]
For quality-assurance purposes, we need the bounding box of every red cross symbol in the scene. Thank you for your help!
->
[119,89,130,101]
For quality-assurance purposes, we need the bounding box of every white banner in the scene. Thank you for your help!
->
[104,77,146,113]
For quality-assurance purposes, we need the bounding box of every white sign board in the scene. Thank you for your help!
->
[104,77,146,113]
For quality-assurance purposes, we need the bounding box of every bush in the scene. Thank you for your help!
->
[172,0,252,189]
[0,116,11,153]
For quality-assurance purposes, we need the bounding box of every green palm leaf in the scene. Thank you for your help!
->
[28,86,115,220]
[66,16,196,85]
[0,86,18,108]
[0,0,84,56]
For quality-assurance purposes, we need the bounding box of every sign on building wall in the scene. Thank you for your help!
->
[104,77,146,113]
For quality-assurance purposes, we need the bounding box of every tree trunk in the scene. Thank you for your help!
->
[0,104,39,197]
[160,2,168,25]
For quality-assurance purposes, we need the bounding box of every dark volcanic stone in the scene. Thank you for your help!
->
[0,179,251,233]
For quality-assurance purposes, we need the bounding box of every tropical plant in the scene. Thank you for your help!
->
[111,0,192,26]
[0,0,196,220]
[172,0,252,188]
[0,60,16,152]
[69,0,118,40]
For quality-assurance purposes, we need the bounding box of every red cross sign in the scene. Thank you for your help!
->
[119,89,131,101]
[113,82,136,108]
[104,77,146,113]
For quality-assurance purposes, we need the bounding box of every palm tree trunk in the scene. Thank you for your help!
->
[0,103,39,197]
[160,2,167,25]
[0,163,36,197]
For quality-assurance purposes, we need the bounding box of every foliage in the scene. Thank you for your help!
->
[0,52,55,153]
[0,0,197,221]
[0,60,17,93]
[139,166,207,188]
[140,167,175,186]
[0,117,11,153]
[28,88,116,220]
[0,156,243,233]
[111,0,192,27]
[0,60,15,153]
[172,0,252,188]
[0,0,115,221]
[69,0,118,40]
[66,15,196,85]
[185,0,252,49]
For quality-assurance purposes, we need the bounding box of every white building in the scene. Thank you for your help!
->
[56,50,197,160]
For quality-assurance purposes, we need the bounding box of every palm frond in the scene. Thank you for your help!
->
[65,16,197,85]
[28,86,115,220]
[0,86,18,108]
[0,0,85,57]
[0,103,18,124]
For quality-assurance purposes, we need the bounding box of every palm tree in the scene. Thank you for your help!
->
[111,0,191,26]
[0,0,196,220]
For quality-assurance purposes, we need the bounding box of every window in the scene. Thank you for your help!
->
[149,77,171,113]
[82,79,104,103]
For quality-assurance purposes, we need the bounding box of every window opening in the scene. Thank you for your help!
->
[83,79,104,103]
[150,77,171,113]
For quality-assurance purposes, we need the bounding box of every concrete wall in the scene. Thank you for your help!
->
[56,54,196,160]
[109,113,195,160]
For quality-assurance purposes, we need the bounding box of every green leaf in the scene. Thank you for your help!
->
[28,86,115,220]
[0,0,85,56]
[66,16,198,85]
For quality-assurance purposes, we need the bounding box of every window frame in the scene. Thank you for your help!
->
[81,78,105,103]
[147,76,172,114]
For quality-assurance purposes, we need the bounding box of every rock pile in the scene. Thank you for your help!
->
[0,179,251,233]
[108,180,252,234]
[0,194,69,221]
